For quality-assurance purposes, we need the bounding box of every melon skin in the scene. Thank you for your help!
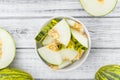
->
[35,19,60,42]
[0,28,16,69]
[42,19,71,46]
[95,65,120,80]
[0,68,33,80]
[80,0,118,16]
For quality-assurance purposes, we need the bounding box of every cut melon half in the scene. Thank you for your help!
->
[71,29,88,49]
[80,0,118,16]
[38,47,62,65]
[0,28,16,69]
[42,19,71,46]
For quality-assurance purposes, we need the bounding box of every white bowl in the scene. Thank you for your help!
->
[35,16,91,71]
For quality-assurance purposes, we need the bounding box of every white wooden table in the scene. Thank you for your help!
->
[0,0,120,80]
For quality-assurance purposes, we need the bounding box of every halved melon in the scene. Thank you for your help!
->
[71,29,88,49]
[80,0,118,16]
[38,46,62,65]
[0,28,16,69]
[42,19,71,46]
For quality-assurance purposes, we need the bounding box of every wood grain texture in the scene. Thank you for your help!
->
[0,0,120,79]
[9,49,120,79]
[0,0,119,17]
[0,18,120,48]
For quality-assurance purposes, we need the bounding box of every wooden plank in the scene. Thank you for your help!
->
[10,48,120,79]
[0,0,119,17]
[38,79,93,80]
[0,18,120,48]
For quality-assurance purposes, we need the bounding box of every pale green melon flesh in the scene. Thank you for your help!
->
[42,19,71,46]
[59,61,72,69]
[60,49,78,61]
[0,28,16,69]
[71,29,88,48]
[38,47,62,65]
[66,19,75,27]
[80,0,118,16]
[54,19,71,46]
[42,35,54,46]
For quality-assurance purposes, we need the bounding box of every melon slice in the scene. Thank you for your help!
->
[60,49,78,61]
[80,0,118,16]
[0,28,16,69]
[42,19,71,46]
[38,47,62,65]
[71,29,88,49]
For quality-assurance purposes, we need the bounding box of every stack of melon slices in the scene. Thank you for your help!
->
[36,19,89,70]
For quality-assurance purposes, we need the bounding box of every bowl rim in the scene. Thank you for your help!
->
[35,16,91,72]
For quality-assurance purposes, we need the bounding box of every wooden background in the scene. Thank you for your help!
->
[0,0,120,80]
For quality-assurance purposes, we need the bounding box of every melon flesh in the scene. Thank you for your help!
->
[42,19,71,46]
[0,28,16,69]
[71,29,88,48]
[66,19,84,33]
[60,49,78,61]
[38,47,62,65]
[80,0,118,16]
[59,61,72,69]
[42,36,54,46]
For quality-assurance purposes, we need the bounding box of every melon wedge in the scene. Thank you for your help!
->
[38,47,62,65]
[42,19,71,46]
[80,0,118,16]
[71,29,88,49]
[0,28,16,69]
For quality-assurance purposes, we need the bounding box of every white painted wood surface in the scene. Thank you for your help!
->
[0,0,120,80]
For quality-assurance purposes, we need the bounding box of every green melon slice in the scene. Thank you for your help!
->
[38,47,62,65]
[60,49,78,61]
[80,0,118,16]
[0,28,16,69]
[42,19,71,46]
[71,29,88,49]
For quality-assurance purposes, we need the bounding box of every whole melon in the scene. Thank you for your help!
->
[95,65,120,80]
[0,68,33,80]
